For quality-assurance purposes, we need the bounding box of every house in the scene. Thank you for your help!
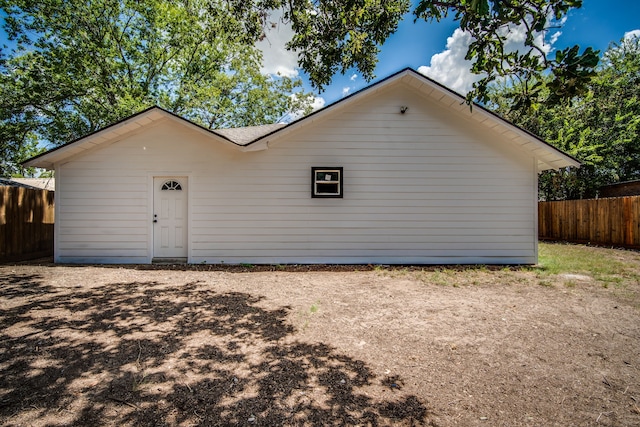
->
[23,68,579,265]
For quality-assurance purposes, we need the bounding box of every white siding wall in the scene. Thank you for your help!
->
[56,83,537,264]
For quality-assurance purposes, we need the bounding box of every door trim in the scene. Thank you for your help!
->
[147,172,192,263]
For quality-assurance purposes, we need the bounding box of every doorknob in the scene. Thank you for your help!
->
[153,214,157,223]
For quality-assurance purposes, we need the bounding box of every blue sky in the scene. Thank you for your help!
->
[264,0,640,107]
[2,1,639,115]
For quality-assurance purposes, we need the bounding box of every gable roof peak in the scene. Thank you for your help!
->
[23,68,578,171]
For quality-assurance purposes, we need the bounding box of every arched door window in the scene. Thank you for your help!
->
[161,180,182,191]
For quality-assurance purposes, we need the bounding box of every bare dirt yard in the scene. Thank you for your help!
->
[1,243,639,426]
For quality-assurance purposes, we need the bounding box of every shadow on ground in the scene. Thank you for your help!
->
[0,272,433,426]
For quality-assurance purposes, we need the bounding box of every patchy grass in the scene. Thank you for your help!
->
[537,242,640,286]
[371,243,640,294]
[532,243,640,308]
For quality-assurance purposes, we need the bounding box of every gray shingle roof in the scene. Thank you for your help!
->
[213,123,286,145]
[0,177,55,190]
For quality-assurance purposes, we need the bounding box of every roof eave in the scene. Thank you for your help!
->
[247,69,412,148]
[244,68,580,172]
[22,107,246,169]
[22,69,579,172]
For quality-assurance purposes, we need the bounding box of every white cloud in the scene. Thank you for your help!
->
[256,10,299,77]
[417,29,482,95]
[418,16,563,95]
[342,87,351,97]
[624,29,640,41]
[280,94,326,123]
[350,74,358,81]
[499,18,554,57]
[547,16,566,47]
[310,96,326,110]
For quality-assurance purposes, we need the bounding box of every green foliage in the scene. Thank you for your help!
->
[414,0,597,105]
[488,35,640,200]
[0,125,46,177]
[274,0,594,101]
[0,0,599,178]
[283,0,411,90]
[0,0,314,176]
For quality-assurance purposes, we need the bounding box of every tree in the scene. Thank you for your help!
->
[0,0,314,177]
[1,0,599,177]
[487,35,640,200]
[276,0,598,104]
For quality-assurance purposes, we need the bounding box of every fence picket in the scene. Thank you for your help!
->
[539,196,640,248]
[0,187,55,262]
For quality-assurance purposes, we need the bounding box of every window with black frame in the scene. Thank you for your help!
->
[311,167,343,198]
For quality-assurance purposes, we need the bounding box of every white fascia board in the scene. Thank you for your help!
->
[436,94,579,170]
[241,141,269,152]
[402,71,579,171]
[175,119,246,151]
[24,108,246,168]
[23,110,162,168]
[247,68,578,170]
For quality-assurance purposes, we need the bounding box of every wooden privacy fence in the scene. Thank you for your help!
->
[0,187,55,262]
[539,196,640,248]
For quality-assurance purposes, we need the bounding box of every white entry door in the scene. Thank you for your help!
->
[153,177,188,259]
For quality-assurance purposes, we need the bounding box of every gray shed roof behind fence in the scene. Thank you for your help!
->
[0,177,55,191]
